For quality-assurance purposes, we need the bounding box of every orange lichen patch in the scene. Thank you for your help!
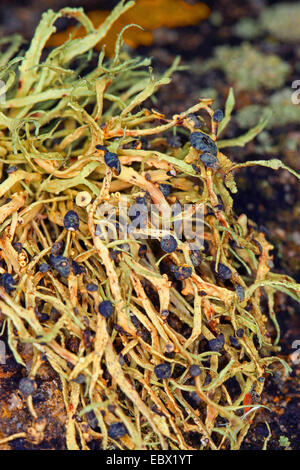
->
[47,0,210,56]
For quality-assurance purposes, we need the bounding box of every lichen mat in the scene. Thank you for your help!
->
[0,0,299,451]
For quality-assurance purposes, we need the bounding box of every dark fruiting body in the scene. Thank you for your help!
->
[160,235,177,253]
[50,255,71,277]
[104,151,121,175]
[154,363,172,379]
[19,377,36,396]
[129,202,147,220]
[190,132,218,156]
[161,310,169,319]
[236,285,245,301]
[7,165,18,173]
[229,336,241,349]
[73,374,86,384]
[72,260,86,275]
[186,113,202,128]
[108,422,128,439]
[0,273,15,293]
[138,244,147,257]
[86,283,98,292]
[159,184,171,197]
[192,164,200,173]
[36,311,50,322]
[208,333,225,352]
[189,365,201,377]
[51,241,64,255]
[39,263,50,273]
[86,410,98,429]
[200,152,220,170]
[98,300,114,318]
[12,242,23,253]
[213,109,224,122]
[95,144,107,151]
[167,135,182,147]
[128,213,148,232]
[171,265,192,280]
[203,374,212,386]
[236,328,244,338]
[211,262,232,280]
[135,196,147,206]
[190,250,201,266]
[64,210,80,231]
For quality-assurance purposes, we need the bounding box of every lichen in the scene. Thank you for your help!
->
[207,43,290,91]
[260,3,300,43]
[234,3,300,43]
[0,1,299,452]
[236,89,300,130]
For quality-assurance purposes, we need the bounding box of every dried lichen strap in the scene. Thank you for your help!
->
[107,100,212,138]
[0,433,27,445]
[33,154,94,178]
[0,170,41,197]
[0,289,44,335]
[0,233,21,274]
[194,376,241,426]
[61,1,135,65]
[99,167,113,201]
[255,233,273,282]
[117,166,169,212]
[48,340,79,366]
[119,151,172,170]
[132,373,188,449]
[68,352,94,381]
[0,192,26,224]
[184,288,202,349]
[128,304,166,359]
[66,382,81,450]
[127,256,171,311]
[0,302,30,340]
[191,273,234,305]
[130,271,170,346]
[89,313,109,398]
[88,192,135,335]
[205,169,230,228]
[176,392,217,450]
[104,337,167,449]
